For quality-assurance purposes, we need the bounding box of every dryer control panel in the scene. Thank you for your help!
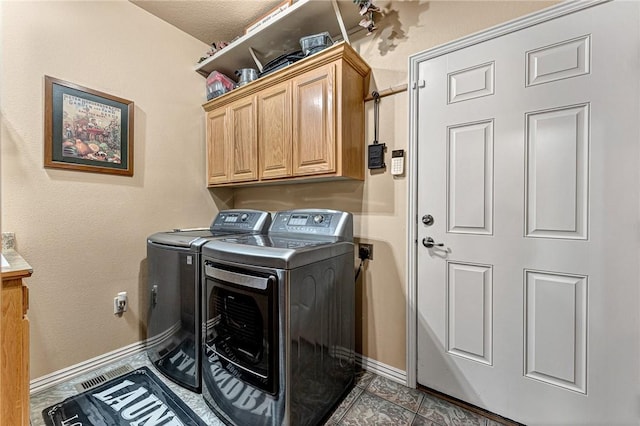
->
[270,209,353,241]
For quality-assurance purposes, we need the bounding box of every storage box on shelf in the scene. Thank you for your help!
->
[203,42,370,187]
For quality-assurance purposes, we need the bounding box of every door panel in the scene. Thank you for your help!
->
[523,269,587,394]
[416,2,640,424]
[446,261,493,365]
[448,62,495,104]
[525,104,589,239]
[447,120,494,235]
[525,35,590,87]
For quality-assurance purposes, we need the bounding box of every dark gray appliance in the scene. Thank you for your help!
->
[201,209,355,426]
[146,210,271,392]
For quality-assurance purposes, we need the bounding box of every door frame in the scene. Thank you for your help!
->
[405,0,608,389]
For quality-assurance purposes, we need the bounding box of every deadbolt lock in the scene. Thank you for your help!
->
[422,214,434,226]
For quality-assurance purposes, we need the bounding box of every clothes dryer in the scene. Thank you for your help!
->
[201,209,354,425]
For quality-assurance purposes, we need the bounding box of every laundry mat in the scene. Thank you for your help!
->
[42,366,206,426]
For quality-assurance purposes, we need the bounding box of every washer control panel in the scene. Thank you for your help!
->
[211,210,271,231]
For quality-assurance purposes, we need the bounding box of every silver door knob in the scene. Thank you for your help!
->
[422,237,444,248]
[422,214,434,226]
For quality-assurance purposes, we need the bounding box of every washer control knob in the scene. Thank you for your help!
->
[240,213,249,222]
[313,214,324,224]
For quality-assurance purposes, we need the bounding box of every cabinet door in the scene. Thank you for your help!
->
[228,97,258,182]
[292,63,336,176]
[1,279,29,426]
[258,82,292,179]
[206,108,230,185]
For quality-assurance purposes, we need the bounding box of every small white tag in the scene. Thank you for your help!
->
[186,256,193,265]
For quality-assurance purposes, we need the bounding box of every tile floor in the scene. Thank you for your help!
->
[30,352,515,426]
[327,371,514,426]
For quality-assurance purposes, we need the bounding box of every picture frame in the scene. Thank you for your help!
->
[44,76,134,176]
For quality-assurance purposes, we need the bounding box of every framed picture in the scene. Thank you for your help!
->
[44,76,134,176]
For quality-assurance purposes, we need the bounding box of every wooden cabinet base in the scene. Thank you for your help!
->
[2,272,31,426]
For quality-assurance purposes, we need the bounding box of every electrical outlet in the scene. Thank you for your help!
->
[358,243,373,260]
[114,291,128,315]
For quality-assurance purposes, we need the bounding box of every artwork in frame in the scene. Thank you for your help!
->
[44,76,134,176]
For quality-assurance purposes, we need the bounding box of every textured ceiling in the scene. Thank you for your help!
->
[131,0,285,45]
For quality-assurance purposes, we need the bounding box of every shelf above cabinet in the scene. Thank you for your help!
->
[194,0,364,78]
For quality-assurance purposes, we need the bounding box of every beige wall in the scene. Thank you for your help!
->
[1,1,232,378]
[1,0,556,380]
[234,0,556,371]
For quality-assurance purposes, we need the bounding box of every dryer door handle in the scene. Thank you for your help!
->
[205,265,274,291]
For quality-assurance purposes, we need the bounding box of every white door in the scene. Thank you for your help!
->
[416,2,640,424]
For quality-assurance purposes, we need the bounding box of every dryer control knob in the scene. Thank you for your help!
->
[313,214,324,224]
[240,213,249,222]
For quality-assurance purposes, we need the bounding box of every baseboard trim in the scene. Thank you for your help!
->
[31,342,409,394]
[30,340,147,394]
[356,353,407,386]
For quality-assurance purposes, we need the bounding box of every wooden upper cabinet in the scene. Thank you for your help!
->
[228,97,258,182]
[206,97,258,185]
[292,63,335,176]
[203,42,370,187]
[258,82,292,180]
[206,108,230,185]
